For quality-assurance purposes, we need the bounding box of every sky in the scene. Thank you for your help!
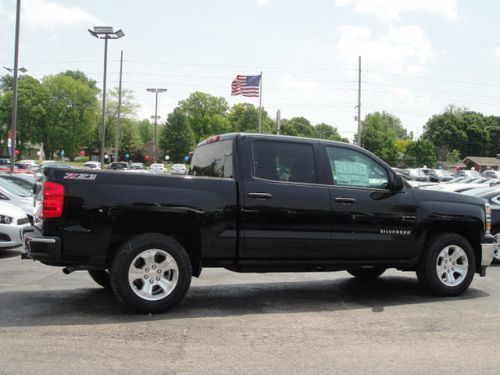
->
[1,0,500,142]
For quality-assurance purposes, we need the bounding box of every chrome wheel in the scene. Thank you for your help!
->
[493,233,500,262]
[128,249,179,301]
[436,245,468,287]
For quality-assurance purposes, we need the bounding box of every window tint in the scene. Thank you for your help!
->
[189,139,233,178]
[326,147,389,189]
[252,140,318,184]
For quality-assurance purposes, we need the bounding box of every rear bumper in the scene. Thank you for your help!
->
[22,228,62,265]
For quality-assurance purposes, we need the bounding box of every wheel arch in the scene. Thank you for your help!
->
[106,211,202,277]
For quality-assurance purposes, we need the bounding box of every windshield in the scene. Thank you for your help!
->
[0,178,32,197]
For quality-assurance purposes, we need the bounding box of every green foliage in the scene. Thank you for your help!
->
[405,139,436,167]
[118,118,141,158]
[314,123,348,142]
[447,149,461,164]
[484,116,500,156]
[423,108,490,160]
[137,119,154,145]
[178,92,231,143]
[280,117,315,137]
[102,88,139,148]
[159,108,195,162]
[228,103,273,133]
[42,73,99,159]
[0,75,48,153]
[360,111,406,165]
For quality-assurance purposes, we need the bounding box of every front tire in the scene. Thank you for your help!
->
[417,233,475,296]
[110,233,192,313]
[347,268,385,279]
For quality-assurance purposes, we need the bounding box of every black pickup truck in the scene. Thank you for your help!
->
[23,133,496,313]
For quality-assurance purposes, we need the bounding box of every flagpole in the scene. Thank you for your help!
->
[258,71,263,133]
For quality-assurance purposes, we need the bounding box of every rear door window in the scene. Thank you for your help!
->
[252,140,318,184]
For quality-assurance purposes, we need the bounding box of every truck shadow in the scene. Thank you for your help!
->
[0,249,22,259]
[0,276,489,328]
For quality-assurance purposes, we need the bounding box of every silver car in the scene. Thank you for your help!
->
[0,201,30,250]
[0,178,34,215]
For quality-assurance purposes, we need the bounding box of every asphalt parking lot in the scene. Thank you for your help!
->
[1,248,499,375]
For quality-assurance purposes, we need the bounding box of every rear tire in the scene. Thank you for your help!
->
[417,232,475,296]
[347,268,385,279]
[110,233,192,313]
[88,270,111,289]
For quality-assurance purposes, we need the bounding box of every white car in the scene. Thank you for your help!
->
[0,201,30,250]
[0,178,34,215]
[150,163,166,174]
[83,161,102,170]
[171,164,187,175]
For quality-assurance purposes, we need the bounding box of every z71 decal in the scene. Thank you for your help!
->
[64,173,97,181]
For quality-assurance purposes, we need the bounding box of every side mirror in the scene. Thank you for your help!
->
[391,173,404,192]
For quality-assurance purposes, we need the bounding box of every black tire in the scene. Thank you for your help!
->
[110,233,192,313]
[491,227,500,265]
[88,270,111,289]
[417,232,476,296]
[347,268,385,279]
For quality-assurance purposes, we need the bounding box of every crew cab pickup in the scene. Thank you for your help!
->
[23,134,496,313]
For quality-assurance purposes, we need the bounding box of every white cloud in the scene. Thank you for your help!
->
[335,0,458,21]
[257,0,271,6]
[336,24,434,74]
[21,0,102,31]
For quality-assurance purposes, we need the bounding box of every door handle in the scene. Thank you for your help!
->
[334,197,356,204]
[248,192,273,200]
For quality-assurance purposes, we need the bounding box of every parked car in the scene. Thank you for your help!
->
[0,173,36,192]
[108,162,129,171]
[482,170,500,179]
[40,161,71,170]
[0,178,34,214]
[130,162,145,170]
[83,161,102,170]
[23,133,495,313]
[171,163,187,175]
[430,169,454,183]
[149,163,166,174]
[0,201,30,250]
[403,168,428,181]
[463,187,500,264]
[457,169,481,179]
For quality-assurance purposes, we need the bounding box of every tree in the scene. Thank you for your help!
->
[102,88,138,148]
[484,116,500,156]
[137,119,154,145]
[359,112,406,165]
[447,149,461,164]
[228,103,273,133]
[406,139,436,167]
[118,118,141,158]
[41,73,99,159]
[178,92,230,143]
[0,75,48,154]
[61,70,99,91]
[280,117,315,137]
[159,108,195,162]
[422,107,490,160]
[314,123,348,142]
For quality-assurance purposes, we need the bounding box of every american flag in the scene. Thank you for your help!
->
[231,75,261,97]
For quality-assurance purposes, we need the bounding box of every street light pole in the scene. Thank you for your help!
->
[146,88,167,162]
[88,26,125,164]
[9,0,21,173]
[114,50,123,163]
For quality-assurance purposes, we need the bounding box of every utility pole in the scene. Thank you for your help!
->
[356,56,362,147]
[9,0,21,173]
[114,50,123,162]
[146,88,167,162]
[276,109,281,135]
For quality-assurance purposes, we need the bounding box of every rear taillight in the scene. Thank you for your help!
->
[42,181,64,218]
